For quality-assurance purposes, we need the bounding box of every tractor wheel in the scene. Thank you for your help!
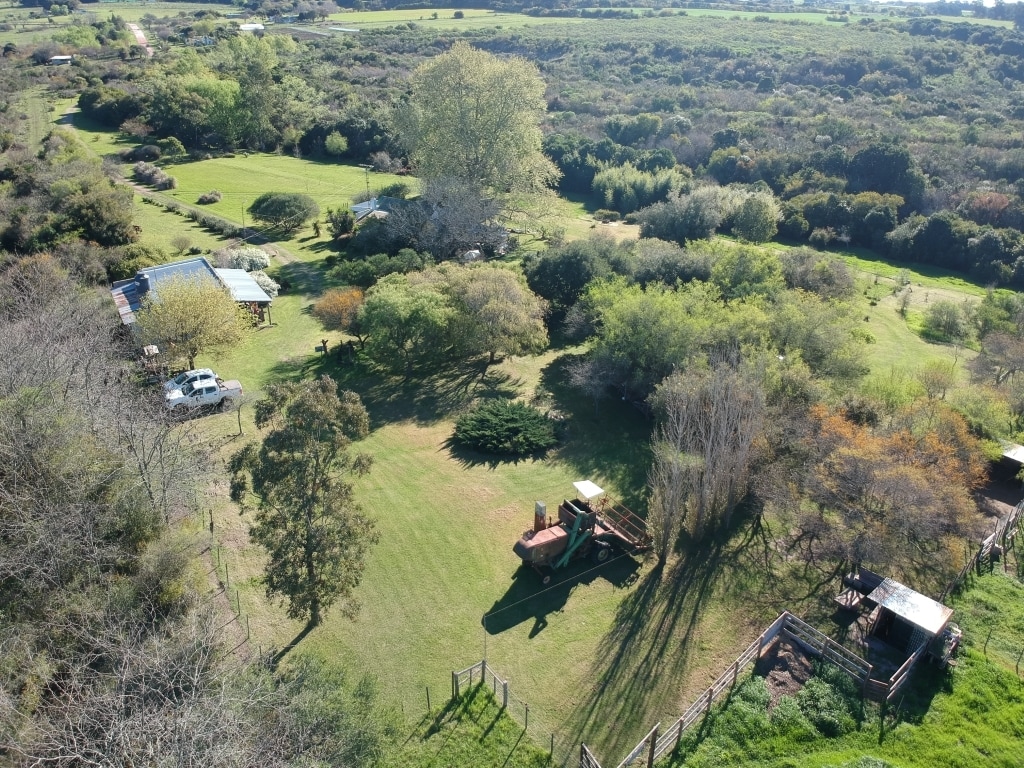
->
[220,398,233,411]
[592,542,611,564]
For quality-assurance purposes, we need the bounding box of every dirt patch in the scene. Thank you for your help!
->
[485,504,519,521]
[755,639,814,709]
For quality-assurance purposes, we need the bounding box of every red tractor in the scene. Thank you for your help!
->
[513,481,651,584]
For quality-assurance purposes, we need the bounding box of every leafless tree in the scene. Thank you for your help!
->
[650,360,765,540]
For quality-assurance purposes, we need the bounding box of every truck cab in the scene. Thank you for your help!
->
[165,377,242,412]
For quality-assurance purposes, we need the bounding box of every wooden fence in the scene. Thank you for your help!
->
[579,744,603,768]
[451,660,562,759]
[585,610,888,768]
[939,498,1024,603]
[884,640,929,703]
[779,613,872,685]
[452,660,510,709]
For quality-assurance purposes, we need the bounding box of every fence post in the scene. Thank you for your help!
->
[647,724,659,768]
[525,703,529,730]
[675,714,684,751]
[732,660,739,686]
[502,680,509,709]
[757,631,766,657]
[705,688,713,715]
[426,686,431,713]
[452,671,458,701]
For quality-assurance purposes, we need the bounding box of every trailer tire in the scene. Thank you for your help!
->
[592,542,611,564]
[541,573,552,586]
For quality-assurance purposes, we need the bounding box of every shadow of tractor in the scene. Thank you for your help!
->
[483,552,642,638]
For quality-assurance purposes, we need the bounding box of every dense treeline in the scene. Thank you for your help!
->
[50,12,1024,284]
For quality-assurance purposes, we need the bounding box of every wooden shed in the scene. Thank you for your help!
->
[867,578,954,654]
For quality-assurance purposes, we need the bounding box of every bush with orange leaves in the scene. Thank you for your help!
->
[313,287,365,341]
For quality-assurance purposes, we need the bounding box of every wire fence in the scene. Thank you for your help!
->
[451,660,578,765]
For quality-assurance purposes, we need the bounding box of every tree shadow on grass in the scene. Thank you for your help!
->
[263,353,524,427]
[484,556,642,638]
[538,352,652,511]
[273,259,327,297]
[562,515,763,760]
[270,620,316,668]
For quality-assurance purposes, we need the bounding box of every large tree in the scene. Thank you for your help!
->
[393,41,558,193]
[230,377,377,627]
[434,263,548,365]
[248,192,320,234]
[383,176,505,260]
[134,274,253,369]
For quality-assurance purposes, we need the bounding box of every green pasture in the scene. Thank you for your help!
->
[161,154,413,229]
[324,8,588,30]
[381,683,551,768]
[199,329,773,762]
[132,195,236,254]
[79,1,238,22]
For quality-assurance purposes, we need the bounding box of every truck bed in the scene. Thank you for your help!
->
[559,497,651,551]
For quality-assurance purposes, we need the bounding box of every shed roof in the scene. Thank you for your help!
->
[867,578,953,636]
[351,196,408,221]
[1001,442,1024,464]
[215,268,272,304]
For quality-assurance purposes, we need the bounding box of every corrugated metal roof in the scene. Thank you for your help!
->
[867,578,953,636]
[1001,442,1024,464]
[214,269,272,304]
[351,196,408,221]
[110,257,270,325]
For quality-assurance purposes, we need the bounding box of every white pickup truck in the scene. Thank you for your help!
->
[165,377,242,412]
[163,368,216,393]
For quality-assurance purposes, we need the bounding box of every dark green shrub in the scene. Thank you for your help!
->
[454,400,558,456]
[377,182,411,199]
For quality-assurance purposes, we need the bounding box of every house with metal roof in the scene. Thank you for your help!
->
[110,256,272,326]
[350,196,408,223]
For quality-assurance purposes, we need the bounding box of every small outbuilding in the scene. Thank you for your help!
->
[867,578,954,654]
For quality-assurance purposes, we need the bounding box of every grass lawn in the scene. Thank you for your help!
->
[18,85,53,148]
[160,155,414,229]
[381,683,552,768]
[132,196,234,254]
